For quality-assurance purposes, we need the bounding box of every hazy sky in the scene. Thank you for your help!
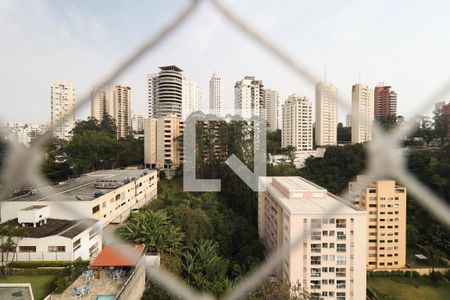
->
[1,0,450,124]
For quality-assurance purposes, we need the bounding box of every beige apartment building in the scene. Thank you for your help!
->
[349,176,407,270]
[351,84,374,144]
[51,82,75,140]
[144,115,183,169]
[282,95,313,151]
[315,82,338,146]
[91,84,131,138]
[259,177,367,300]
[265,89,280,132]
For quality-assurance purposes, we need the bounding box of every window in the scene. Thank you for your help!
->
[336,219,346,228]
[48,246,65,252]
[337,291,346,300]
[336,256,346,265]
[73,239,81,251]
[311,231,321,241]
[311,256,321,265]
[311,219,321,228]
[336,268,346,277]
[19,246,36,252]
[337,232,346,240]
[92,205,100,214]
[311,244,321,253]
[102,201,106,208]
[337,244,346,253]
[89,243,98,256]
[311,268,321,277]
[89,228,99,240]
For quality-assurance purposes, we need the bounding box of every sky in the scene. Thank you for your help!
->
[1,0,450,124]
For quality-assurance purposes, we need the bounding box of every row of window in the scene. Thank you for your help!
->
[19,246,66,253]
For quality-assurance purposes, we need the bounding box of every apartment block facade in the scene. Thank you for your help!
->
[351,84,374,144]
[91,85,132,138]
[234,76,265,119]
[209,73,224,117]
[51,82,75,140]
[374,85,397,119]
[265,89,279,132]
[144,115,183,169]
[182,79,203,120]
[282,95,313,151]
[349,176,407,270]
[258,177,367,300]
[315,81,338,146]
[147,66,183,118]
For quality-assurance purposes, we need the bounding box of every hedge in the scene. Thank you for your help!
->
[8,260,89,269]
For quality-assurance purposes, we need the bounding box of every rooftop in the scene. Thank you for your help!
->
[91,244,145,268]
[159,65,183,72]
[5,169,155,202]
[0,218,97,238]
[265,177,363,214]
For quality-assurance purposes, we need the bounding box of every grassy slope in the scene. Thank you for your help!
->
[0,275,55,300]
[368,277,450,300]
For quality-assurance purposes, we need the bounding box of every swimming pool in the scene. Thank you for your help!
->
[95,295,115,300]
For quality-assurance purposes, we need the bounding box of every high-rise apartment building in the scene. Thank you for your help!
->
[346,114,352,128]
[349,176,407,270]
[374,85,397,119]
[265,89,279,132]
[209,73,224,117]
[234,76,265,119]
[51,82,75,140]
[441,102,450,140]
[282,95,313,151]
[147,66,183,118]
[144,115,183,170]
[258,177,367,300]
[182,79,203,120]
[315,82,338,146]
[131,113,144,133]
[91,85,131,138]
[351,84,374,144]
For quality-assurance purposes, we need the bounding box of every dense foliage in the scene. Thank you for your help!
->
[42,116,143,181]
[123,186,264,297]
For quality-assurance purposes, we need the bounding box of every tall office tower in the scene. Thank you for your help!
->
[349,176,407,270]
[147,66,183,118]
[258,176,367,300]
[209,73,224,117]
[374,85,397,119]
[51,82,75,140]
[144,115,183,170]
[442,102,450,140]
[346,114,352,127]
[281,95,313,151]
[265,89,279,132]
[91,85,131,138]
[234,76,265,119]
[315,82,338,146]
[351,84,374,144]
[182,79,203,120]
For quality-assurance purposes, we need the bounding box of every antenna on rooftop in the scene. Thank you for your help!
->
[358,72,361,84]
[323,62,327,82]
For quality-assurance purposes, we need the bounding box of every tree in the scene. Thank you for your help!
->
[337,122,351,143]
[117,210,184,255]
[433,113,449,145]
[0,225,26,277]
[181,240,229,294]
[71,117,100,135]
[100,115,118,138]
[248,278,309,300]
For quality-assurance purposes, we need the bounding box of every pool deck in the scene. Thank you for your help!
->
[49,270,127,300]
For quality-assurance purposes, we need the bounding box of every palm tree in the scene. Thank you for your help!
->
[0,225,26,277]
[181,240,228,292]
[117,210,184,255]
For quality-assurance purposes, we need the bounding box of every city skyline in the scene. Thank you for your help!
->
[2,0,450,124]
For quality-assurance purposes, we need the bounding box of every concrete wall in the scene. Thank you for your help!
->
[116,258,146,300]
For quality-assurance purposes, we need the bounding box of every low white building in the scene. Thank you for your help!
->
[1,169,158,227]
[0,205,101,262]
